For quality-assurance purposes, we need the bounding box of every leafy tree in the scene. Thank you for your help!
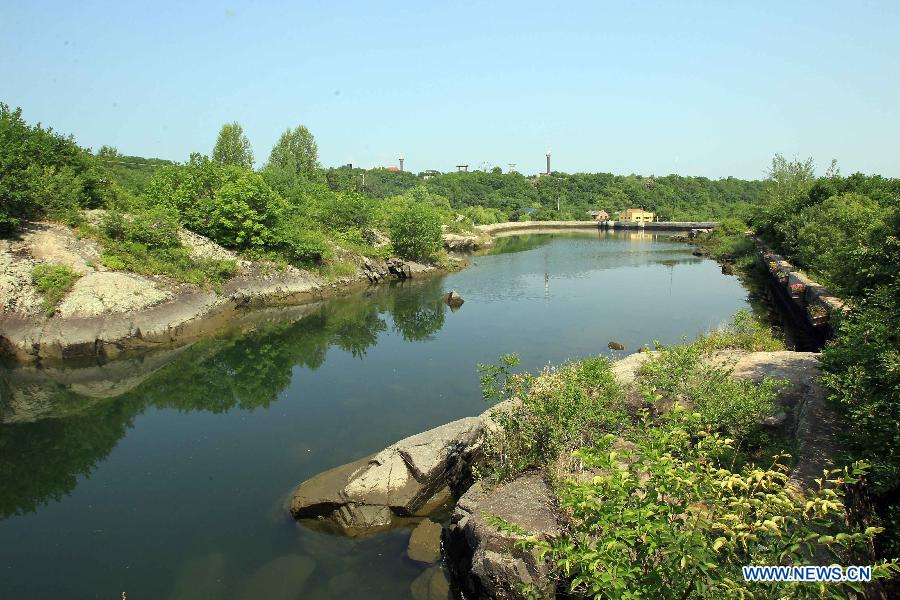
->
[267,125,321,181]
[210,170,285,249]
[388,202,442,261]
[0,104,114,234]
[212,122,254,169]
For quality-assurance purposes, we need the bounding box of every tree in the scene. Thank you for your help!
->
[267,125,320,180]
[212,122,253,169]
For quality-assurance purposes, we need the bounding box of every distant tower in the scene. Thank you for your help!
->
[399,154,404,172]
[508,163,517,173]
[456,164,469,172]
[545,150,551,175]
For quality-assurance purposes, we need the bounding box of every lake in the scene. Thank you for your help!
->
[0,230,760,599]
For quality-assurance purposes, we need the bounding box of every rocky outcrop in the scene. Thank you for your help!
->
[0,221,437,363]
[445,474,560,599]
[442,232,491,252]
[286,349,836,597]
[289,417,486,533]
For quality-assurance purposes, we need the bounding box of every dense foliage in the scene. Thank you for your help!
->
[0,104,115,234]
[324,166,766,222]
[212,122,254,169]
[481,315,898,597]
[700,156,900,558]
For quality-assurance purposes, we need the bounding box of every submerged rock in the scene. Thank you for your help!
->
[410,565,451,600]
[607,341,625,351]
[234,554,316,600]
[444,291,464,308]
[408,519,443,564]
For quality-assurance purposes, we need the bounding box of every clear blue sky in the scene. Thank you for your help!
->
[3,1,899,178]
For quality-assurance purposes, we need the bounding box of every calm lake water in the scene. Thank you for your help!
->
[0,231,759,599]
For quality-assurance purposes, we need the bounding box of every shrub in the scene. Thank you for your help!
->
[210,171,284,249]
[389,202,442,261]
[100,242,235,285]
[31,263,81,314]
[493,411,898,599]
[1,104,115,235]
[276,224,331,266]
[477,354,626,481]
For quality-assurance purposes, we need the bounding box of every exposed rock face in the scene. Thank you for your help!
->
[362,258,416,282]
[56,271,172,317]
[289,417,485,533]
[445,474,560,599]
[1,220,437,363]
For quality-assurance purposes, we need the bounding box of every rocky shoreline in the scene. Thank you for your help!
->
[0,221,441,363]
[287,350,835,598]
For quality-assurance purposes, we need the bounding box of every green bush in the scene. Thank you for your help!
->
[31,263,81,314]
[210,171,284,250]
[478,354,626,481]
[276,223,331,266]
[100,242,235,286]
[1,104,115,235]
[388,202,442,261]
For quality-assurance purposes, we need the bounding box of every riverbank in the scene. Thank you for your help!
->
[286,313,891,598]
[1,221,717,364]
[0,220,444,363]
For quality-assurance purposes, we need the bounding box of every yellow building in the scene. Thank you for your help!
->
[620,208,655,223]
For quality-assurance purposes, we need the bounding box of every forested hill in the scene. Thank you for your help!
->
[324,167,766,222]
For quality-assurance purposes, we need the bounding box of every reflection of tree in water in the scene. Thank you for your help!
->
[0,393,141,518]
[0,276,450,517]
[390,293,445,342]
[482,233,553,255]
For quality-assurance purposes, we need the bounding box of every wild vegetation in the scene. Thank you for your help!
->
[0,105,458,287]
[697,156,900,556]
[479,314,899,597]
[324,166,766,222]
[30,263,81,315]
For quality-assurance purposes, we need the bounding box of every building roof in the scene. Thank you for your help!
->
[622,208,653,215]
[522,207,537,214]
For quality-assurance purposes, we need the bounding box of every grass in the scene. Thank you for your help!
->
[99,242,236,286]
[31,263,81,315]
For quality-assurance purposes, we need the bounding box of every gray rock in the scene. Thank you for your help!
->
[290,417,485,533]
[408,519,443,564]
[446,474,559,599]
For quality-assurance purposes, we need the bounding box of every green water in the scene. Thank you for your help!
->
[0,231,758,599]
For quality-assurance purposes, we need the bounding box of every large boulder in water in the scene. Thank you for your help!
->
[444,474,560,599]
[289,417,485,534]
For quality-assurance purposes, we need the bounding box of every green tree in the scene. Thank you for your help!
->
[209,171,284,249]
[267,125,321,181]
[212,122,254,169]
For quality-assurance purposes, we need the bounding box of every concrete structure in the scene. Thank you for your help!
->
[588,210,610,221]
[620,208,655,223]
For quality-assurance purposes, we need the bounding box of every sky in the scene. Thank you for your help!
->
[3,1,899,179]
